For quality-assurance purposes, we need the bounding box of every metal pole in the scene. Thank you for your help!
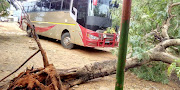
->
[115,0,132,90]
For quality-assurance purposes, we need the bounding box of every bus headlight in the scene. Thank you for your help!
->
[87,34,99,40]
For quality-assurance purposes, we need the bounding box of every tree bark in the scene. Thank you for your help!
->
[153,39,180,52]
[57,52,178,88]
[54,39,180,89]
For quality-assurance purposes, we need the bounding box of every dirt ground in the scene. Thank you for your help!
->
[0,22,179,90]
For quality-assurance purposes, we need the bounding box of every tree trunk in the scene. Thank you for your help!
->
[55,39,180,89]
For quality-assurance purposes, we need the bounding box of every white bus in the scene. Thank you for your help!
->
[20,0,119,49]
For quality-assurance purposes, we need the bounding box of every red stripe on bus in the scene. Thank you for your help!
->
[35,25,56,32]
[78,24,96,46]
[78,24,87,46]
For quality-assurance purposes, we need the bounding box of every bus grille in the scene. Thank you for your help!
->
[86,32,118,47]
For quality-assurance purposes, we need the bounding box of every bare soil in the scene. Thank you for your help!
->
[0,22,179,90]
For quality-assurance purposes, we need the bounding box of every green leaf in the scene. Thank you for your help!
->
[168,62,176,76]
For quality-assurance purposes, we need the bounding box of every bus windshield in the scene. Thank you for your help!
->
[89,0,112,17]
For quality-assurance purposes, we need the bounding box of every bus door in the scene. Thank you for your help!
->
[70,0,78,21]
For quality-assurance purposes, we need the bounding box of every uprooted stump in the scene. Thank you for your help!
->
[8,64,64,90]
[6,60,117,90]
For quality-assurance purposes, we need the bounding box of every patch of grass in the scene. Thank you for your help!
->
[130,61,169,84]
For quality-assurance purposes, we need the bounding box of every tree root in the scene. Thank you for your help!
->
[8,64,64,90]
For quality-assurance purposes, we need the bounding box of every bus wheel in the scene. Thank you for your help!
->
[61,33,74,49]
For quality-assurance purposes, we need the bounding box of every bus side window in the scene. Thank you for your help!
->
[32,5,37,12]
[56,1,62,11]
[62,0,71,10]
[77,0,88,27]
[29,6,33,12]
[50,1,62,11]
[36,2,42,12]
[27,2,38,12]
[41,2,50,12]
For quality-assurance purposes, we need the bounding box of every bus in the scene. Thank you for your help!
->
[20,0,119,49]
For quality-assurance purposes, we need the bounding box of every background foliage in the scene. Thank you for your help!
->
[0,0,10,16]
[130,61,169,84]
[168,59,180,80]
[129,0,179,59]
[112,0,180,83]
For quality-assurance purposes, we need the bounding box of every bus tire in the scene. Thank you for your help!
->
[61,33,74,49]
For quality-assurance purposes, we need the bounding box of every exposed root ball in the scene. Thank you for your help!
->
[8,64,63,90]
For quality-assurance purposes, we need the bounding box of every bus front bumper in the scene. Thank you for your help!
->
[85,33,119,48]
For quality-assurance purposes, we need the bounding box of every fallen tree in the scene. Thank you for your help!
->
[7,38,180,89]
[54,39,180,89]
[9,38,178,89]
[3,1,180,90]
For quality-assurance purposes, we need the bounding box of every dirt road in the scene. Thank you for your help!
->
[0,22,179,90]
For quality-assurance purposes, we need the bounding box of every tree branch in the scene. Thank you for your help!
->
[171,2,180,7]
[150,52,179,64]
[173,20,179,31]
[56,50,179,88]
[154,39,180,52]
[161,2,180,39]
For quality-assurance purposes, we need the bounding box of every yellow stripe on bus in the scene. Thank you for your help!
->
[31,21,76,26]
